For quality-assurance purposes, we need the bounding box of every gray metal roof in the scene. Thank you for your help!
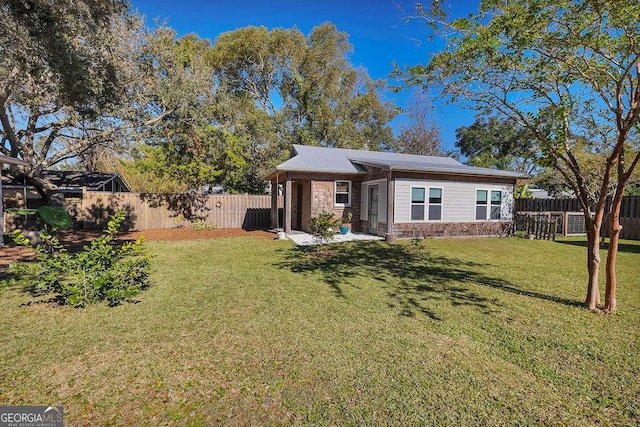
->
[264,145,527,180]
[2,170,131,192]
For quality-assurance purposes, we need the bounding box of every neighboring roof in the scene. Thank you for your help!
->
[264,145,528,180]
[1,170,131,192]
[0,154,29,166]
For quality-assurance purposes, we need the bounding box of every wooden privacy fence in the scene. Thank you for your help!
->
[516,214,559,241]
[515,196,640,240]
[78,192,282,231]
[516,196,640,218]
[2,191,283,232]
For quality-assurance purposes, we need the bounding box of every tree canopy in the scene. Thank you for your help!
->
[0,1,140,205]
[455,115,537,174]
[390,90,443,156]
[131,23,398,194]
[399,0,640,311]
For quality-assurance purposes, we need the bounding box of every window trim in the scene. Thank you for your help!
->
[475,188,503,221]
[410,186,426,221]
[428,187,443,221]
[334,180,352,207]
[410,185,443,222]
[490,189,502,220]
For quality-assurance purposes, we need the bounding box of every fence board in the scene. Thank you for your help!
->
[74,192,282,231]
[516,196,640,217]
[515,196,640,240]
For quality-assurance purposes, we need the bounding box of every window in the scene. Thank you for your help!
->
[476,190,487,220]
[411,187,425,220]
[428,188,442,220]
[411,187,442,221]
[334,180,351,206]
[476,189,502,220]
[490,190,502,220]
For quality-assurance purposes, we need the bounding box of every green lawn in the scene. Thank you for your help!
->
[1,236,638,426]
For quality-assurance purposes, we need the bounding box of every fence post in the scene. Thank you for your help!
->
[81,186,87,229]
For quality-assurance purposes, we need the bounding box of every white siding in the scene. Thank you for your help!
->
[394,178,514,223]
[360,183,368,220]
[378,182,387,223]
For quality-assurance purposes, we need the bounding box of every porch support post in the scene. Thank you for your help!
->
[386,170,394,235]
[270,178,278,229]
[284,176,292,233]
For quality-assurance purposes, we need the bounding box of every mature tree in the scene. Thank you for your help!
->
[456,115,537,174]
[391,90,443,156]
[211,23,397,169]
[123,23,397,194]
[399,1,640,311]
[0,1,144,206]
[127,28,268,194]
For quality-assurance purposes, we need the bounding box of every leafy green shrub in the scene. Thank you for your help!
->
[192,220,214,231]
[7,206,72,232]
[309,210,338,246]
[3,211,151,307]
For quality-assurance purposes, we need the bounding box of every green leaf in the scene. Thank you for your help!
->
[36,206,72,230]
[6,208,38,216]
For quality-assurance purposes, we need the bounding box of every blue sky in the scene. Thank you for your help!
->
[129,0,479,151]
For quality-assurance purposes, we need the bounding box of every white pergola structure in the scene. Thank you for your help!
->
[0,154,29,246]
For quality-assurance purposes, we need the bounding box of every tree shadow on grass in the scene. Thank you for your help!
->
[277,241,582,320]
[555,239,640,254]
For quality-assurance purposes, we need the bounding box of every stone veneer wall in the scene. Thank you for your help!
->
[392,221,513,238]
[308,178,361,232]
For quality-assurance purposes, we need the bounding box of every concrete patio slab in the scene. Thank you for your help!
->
[285,230,383,246]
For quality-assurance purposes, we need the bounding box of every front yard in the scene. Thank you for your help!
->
[0,235,638,425]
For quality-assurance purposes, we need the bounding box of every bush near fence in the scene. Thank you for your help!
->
[3,191,283,232]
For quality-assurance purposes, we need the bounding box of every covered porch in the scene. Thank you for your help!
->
[267,171,363,234]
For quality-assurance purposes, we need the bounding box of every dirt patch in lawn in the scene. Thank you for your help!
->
[1,228,277,271]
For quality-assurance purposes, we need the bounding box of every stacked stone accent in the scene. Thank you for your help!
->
[392,221,513,238]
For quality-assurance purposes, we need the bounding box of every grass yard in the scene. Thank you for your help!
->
[0,235,638,425]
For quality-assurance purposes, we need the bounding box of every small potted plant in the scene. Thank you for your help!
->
[339,211,352,235]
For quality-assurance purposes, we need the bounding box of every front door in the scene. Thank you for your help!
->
[368,185,379,234]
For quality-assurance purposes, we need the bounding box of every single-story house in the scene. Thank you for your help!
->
[1,170,131,202]
[264,145,527,238]
[0,154,30,246]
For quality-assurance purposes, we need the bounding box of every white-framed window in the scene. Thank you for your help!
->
[428,188,442,220]
[476,190,487,220]
[411,186,443,221]
[334,180,351,207]
[490,190,502,220]
[411,187,425,220]
[476,189,502,220]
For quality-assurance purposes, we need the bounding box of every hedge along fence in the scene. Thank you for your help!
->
[2,191,283,232]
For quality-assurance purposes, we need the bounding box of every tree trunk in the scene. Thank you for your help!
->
[605,195,624,312]
[26,175,67,208]
[585,220,602,310]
